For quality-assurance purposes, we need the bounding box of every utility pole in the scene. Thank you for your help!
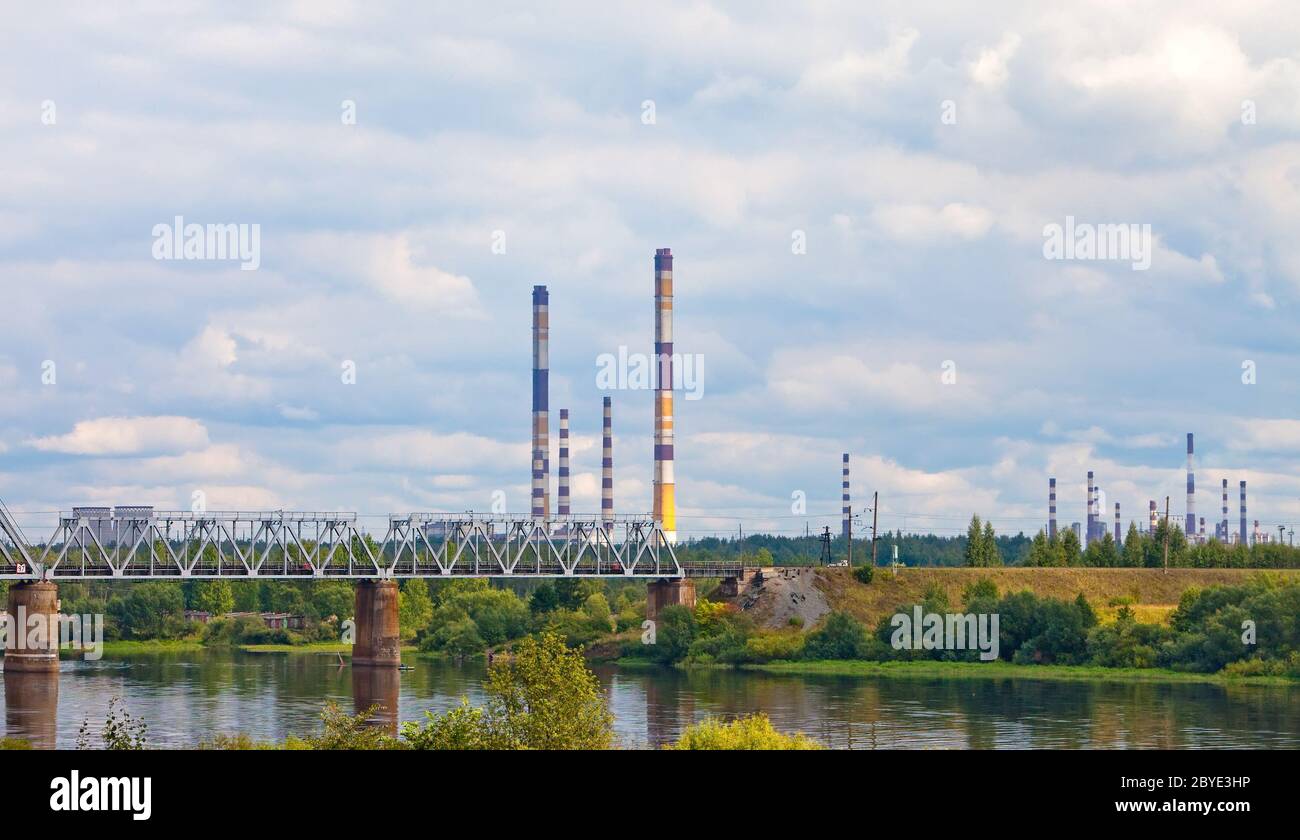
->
[1162,496,1170,574]
[1279,525,1286,545]
[871,491,880,567]
[818,526,832,566]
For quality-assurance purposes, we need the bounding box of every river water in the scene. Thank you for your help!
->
[3,650,1299,749]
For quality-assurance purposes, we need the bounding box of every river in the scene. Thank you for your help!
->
[3,650,1299,748]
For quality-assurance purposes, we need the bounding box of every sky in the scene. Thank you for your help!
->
[2,1,1300,542]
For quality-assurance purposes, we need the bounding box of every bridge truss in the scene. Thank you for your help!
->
[0,509,694,581]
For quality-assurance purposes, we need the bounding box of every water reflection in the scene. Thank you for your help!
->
[2,652,1298,749]
[3,670,58,749]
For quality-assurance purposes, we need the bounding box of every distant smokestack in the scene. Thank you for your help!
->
[1199,517,1205,542]
[1254,519,1261,546]
[1049,478,1057,540]
[1185,433,1195,536]
[1086,471,1095,545]
[531,285,550,519]
[1240,480,1248,546]
[557,408,570,517]
[602,397,613,530]
[1221,478,1229,542]
[1115,502,1122,545]
[1149,499,1157,534]
[842,454,851,539]
[652,248,676,543]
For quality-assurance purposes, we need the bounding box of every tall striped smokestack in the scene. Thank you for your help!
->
[557,408,570,517]
[531,285,550,520]
[1049,478,1057,540]
[1115,502,1121,544]
[842,454,851,539]
[1200,517,1206,542]
[1149,500,1157,534]
[1185,433,1195,536]
[1240,480,1248,546]
[653,248,676,543]
[1221,479,1229,542]
[1086,471,1094,545]
[601,397,614,531]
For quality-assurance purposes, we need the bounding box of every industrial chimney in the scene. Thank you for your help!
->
[1149,499,1157,534]
[531,285,550,520]
[557,408,570,517]
[1049,478,1057,540]
[1115,502,1121,545]
[602,396,614,531]
[1086,471,1095,545]
[842,454,851,539]
[1185,433,1195,536]
[1221,479,1228,542]
[1240,480,1248,546]
[652,248,676,544]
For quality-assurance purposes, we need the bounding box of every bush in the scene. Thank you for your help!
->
[802,612,868,660]
[667,714,821,750]
[853,564,874,584]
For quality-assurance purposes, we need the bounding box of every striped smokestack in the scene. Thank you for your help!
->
[1149,500,1157,534]
[1185,433,1195,536]
[842,453,851,539]
[557,408,570,516]
[531,285,550,520]
[1221,479,1229,542]
[1240,480,1247,546]
[1115,502,1121,544]
[602,397,614,531]
[653,248,676,543]
[1086,471,1094,545]
[1049,478,1057,540]
[1200,517,1206,542]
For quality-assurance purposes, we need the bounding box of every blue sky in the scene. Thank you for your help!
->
[3,2,1300,541]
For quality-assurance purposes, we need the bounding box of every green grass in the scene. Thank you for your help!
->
[98,639,206,655]
[744,658,1300,686]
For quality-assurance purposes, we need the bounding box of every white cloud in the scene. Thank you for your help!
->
[28,417,210,456]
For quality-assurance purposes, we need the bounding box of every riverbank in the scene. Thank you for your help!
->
[743,658,1300,687]
[95,640,419,656]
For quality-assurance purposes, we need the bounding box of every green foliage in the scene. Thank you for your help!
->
[963,516,1003,567]
[408,631,613,750]
[962,577,998,605]
[853,564,874,584]
[419,585,531,654]
[112,582,187,639]
[652,605,697,663]
[399,578,434,637]
[667,714,822,750]
[802,612,868,660]
[306,702,403,750]
[193,579,234,616]
[76,698,148,750]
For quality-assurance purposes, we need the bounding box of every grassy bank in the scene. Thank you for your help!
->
[813,566,1300,627]
[98,639,206,656]
[745,658,1300,687]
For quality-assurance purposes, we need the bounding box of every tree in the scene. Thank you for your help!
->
[964,515,985,566]
[802,612,867,660]
[1060,527,1082,566]
[982,521,1002,566]
[194,580,234,617]
[399,578,434,637]
[312,581,354,622]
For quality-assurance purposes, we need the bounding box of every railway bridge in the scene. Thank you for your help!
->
[0,504,736,670]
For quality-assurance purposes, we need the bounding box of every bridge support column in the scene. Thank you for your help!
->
[352,580,401,667]
[716,577,739,598]
[645,578,695,622]
[4,581,60,673]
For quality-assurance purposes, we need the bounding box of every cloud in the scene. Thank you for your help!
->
[28,417,210,456]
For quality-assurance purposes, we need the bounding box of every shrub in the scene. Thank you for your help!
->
[853,564,874,584]
[667,714,821,750]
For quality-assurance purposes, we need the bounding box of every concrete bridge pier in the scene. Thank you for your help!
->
[352,579,401,667]
[352,664,399,735]
[645,578,695,622]
[4,581,60,673]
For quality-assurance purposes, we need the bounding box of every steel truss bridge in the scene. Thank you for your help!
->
[0,506,743,581]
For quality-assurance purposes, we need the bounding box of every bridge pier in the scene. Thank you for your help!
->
[4,581,60,673]
[645,578,695,622]
[352,664,399,735]
[352,579,401,667]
